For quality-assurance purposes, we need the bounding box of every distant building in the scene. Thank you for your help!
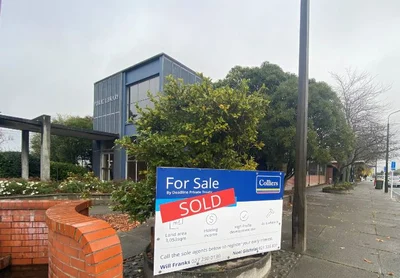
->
[92,53,201,181]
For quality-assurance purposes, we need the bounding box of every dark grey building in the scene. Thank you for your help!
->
[92,53,200,181]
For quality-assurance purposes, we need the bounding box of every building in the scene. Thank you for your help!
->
[92,53,201,181]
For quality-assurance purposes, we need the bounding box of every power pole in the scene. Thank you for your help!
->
[292,0,310,253]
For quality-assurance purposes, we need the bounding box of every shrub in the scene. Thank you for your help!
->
[50,162,87,181]
[59,172,116,194]
[322,182,354,193]
[0,152,87,181]
[0,179,58,196]
[0,152,40,178]
[111,180,154,223]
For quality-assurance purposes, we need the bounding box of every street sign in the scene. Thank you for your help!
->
[384,166,387,172]
[154,167,284,275]
[391,161,396,171]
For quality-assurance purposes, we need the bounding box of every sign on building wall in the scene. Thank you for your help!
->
[154,167,284,275]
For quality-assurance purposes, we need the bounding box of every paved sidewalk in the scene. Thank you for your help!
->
[100,181,400,277]
[284,181,400,278]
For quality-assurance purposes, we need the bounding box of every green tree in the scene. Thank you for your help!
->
[31,115,93,165]
[216,62,354,183]
[115,76,267,222]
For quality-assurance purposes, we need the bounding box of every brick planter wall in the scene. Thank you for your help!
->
[46,200,123,278]
[0,200,61,265]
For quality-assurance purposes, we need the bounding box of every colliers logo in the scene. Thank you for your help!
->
[256,175,281,194]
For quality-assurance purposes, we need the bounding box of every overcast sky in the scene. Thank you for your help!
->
[1,0,399,167]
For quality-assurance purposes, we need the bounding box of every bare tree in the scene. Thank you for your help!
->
[0,128,12,151]
[331,68,393,181]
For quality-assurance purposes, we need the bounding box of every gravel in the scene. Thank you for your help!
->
[123,250,301,278]
[124,253,144,278]
[268,250,302,278]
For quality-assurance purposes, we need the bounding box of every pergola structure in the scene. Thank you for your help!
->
[0,114,118,181]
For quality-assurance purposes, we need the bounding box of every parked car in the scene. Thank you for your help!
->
[390,176,400,188]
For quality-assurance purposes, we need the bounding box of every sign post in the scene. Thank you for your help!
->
[391,161,396,199]
[154,167,284,275]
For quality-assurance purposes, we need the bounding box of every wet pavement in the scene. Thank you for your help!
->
[285,181,400,278]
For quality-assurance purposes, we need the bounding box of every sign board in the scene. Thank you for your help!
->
[154,167,284,275]
[384,166,387,172]
[391,161,396,171]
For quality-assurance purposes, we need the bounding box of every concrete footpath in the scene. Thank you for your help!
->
[92,181,400,277]
[284,182,400,278]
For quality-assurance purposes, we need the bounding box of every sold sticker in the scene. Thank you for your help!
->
[160,188,236,223]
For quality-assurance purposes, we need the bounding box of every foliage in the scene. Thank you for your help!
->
[114,76,267,222]
[111,180,154,222]
[59,172,116,196]
[31,115,93,165]
[51,161,88,181]
[0,151,87,180]
[0,179,58,196]
[0,152,41,178]
[215,63,354,182]
[0,172,116,197]
[322,182,354,193]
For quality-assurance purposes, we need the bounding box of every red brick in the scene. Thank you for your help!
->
[12,258,32,265]
[21,228,43,234]
[89,254,122,274]
[32,246,47,252]
[2,240,22,247]
[63,245,80,258]
[70,257,85,271]
[83,235,120,253]
[0,235,11,240]
[34,215,46,222]
[12,222,32,228]
[86,245,122,264]
[13,215,33,222]
[56,251,70,264]
[22,240,46,246]
[33,257,48,264]
[97,264,123,278]
[12,234,33,240]
[12,246,32,253]
[32,222,47,228]
[1,216,12,222]
[0,246,12,253]
[1,228,21,235]
[0,222,11,228]
[32,233,48,240]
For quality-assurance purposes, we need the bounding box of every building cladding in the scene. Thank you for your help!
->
[92,53,201,181]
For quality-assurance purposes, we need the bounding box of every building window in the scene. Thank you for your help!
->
[101,153,114,181]
[127,156,147,182]
[127,76,159,120]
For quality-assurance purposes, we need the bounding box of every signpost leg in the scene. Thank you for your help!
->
[292,0,309,253]
[391,170,394,199]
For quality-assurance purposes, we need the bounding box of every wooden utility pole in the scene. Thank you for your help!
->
[292,0,310,253]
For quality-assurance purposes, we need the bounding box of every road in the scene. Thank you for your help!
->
[393,187,400,198]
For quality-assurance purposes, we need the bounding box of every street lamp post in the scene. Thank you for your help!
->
[292,0,310,253]
[385,109,400,193]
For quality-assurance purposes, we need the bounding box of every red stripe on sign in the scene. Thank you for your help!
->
[160,188,236,223]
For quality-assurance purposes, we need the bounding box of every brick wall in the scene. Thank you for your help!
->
[0,200,61,265]
[46,200,123,278]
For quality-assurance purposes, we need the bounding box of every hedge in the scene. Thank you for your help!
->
[0,152,87,180]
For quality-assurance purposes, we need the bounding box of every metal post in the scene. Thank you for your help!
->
[391,170,394,199]
[292,0,310,253]
[385,121,389,193]
[385,109,400,193]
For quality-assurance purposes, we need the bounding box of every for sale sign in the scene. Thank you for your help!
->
[154,167,284,275]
